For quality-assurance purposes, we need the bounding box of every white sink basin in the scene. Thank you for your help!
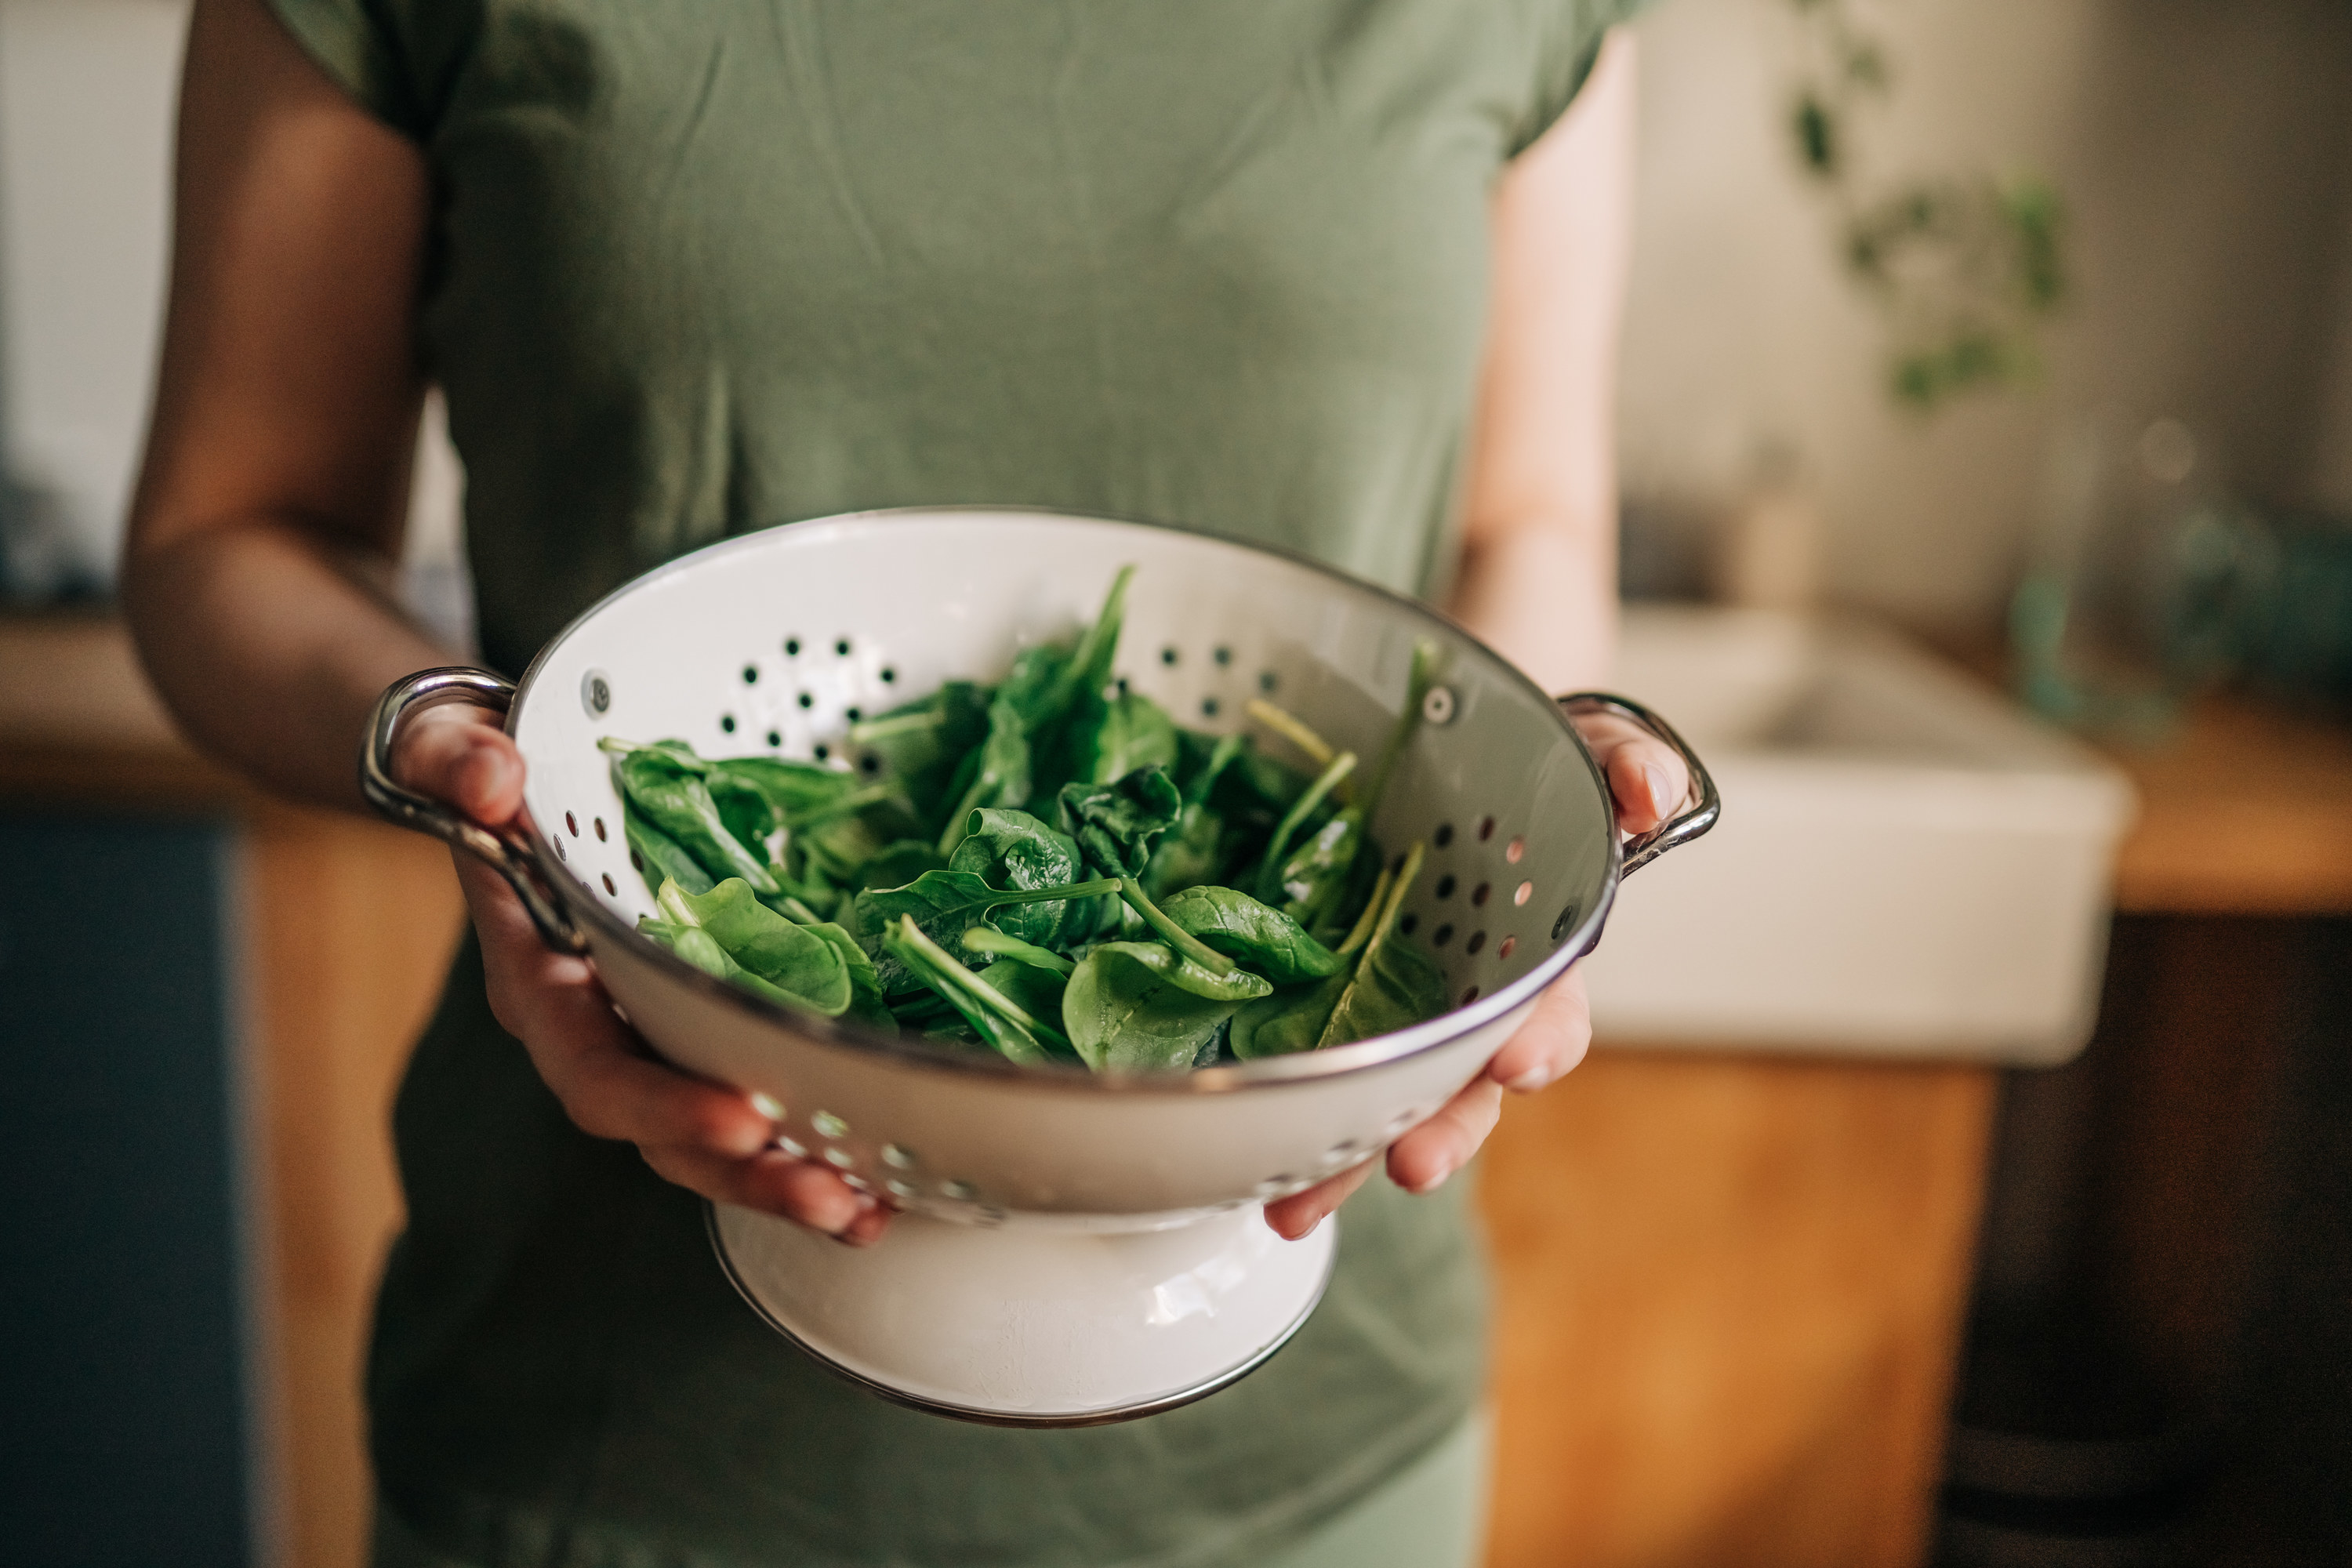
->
[1581,608,2136,1065]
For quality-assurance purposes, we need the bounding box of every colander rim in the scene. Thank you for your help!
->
[510,504,1623,1095]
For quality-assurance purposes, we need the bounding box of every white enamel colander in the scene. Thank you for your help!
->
[363,507,1716,1425]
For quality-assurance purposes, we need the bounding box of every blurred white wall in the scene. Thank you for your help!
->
[1620,0,2352,629]
[0,0,187,586]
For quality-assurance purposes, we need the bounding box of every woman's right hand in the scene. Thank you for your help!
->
[393,700,893,1246]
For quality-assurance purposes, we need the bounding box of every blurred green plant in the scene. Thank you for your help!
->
[1785,0,2067,410]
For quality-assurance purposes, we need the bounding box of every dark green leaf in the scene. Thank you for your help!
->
[1056,768,1182,878]
[1316,844,1447,1047]
[1062,946,1240,1073]
[937,695,1033,855]
[881,916,1067,1065]
[1065,688,1180,787]
[853,869,1120,995]
[662,878,852,1014]
[1229,973,1349,1059]
[1157,884,1344,984]
[623,802,714,898]
[603,740,778,895]
[1083,940,1272,1002]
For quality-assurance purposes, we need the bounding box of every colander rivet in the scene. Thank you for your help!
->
[811,1110,848,1139]
[881,1144,916,1170]
[1422,685,1457,725]
[581,670,612,717]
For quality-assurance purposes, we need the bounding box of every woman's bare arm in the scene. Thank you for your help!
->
[1269,31,1682,1239]
[122,0,441,811]
[123,0,883,1242]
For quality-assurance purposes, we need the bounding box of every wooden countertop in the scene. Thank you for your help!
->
[10,611,2352,913]
[0,612,249,809]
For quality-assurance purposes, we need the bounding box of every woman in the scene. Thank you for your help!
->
[125,1,1682,1563]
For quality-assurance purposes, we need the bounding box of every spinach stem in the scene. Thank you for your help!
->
[1361,640,1441,821]
[1335,866,1393,956]
[960,925,1076,975]
[1359,842,1425,967]
[657,879,700,927]
[893,916,1072,1049]
[846,710,944,743]
[1117,877,1237,975]
[1258,751,1357,887]
[1244,699,1336,770]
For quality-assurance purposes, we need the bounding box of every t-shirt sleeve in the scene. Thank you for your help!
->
[262,0,433,139]
[1506,0,1653,158]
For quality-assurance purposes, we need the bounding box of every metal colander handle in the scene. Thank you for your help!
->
[361,666,587,953]
[1557,692,1721,877]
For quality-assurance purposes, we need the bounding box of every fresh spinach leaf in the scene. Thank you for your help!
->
[602,739,779,895]
[1316,844,1446,1048]
[1056,768,1182,878]
[660,877,853,1015]
[1082,940,1272,1002]
[853,870,1121,995]
[1157,884,1343,983]
[1062,946,1240,1073]
[623,802,714,898]
[881,916,1070,1065]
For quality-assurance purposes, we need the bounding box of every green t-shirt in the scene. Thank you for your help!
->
[267,2,1632,1562]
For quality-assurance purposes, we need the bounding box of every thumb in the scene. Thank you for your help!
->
[394,706,528,826]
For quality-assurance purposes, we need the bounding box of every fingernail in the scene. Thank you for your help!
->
[1410,1159,1458,1195]
[854,1192,879,1212]
[1505,1065,1556,1093]
[749,1091,785,1121]
[1646,765,1677,816]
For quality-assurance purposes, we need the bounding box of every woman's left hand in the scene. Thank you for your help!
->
[1263,710,1688,1240]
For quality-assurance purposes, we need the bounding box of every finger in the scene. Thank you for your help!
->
[1263,1156,1378,1241]
[1386,1077,1504,1195]
[646,1145,879,1237]
[1601,735,1688,836]
[394,704,527,826]
[1483,970,1592,1093]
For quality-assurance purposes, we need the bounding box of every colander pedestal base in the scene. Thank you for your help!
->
[709,1202,1338,1426]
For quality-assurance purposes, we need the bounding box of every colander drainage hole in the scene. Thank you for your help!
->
[1434,822,1454,848]
[593,817,608,841]
[565,812,578,836]
[1465,931,1486,955]
[1506,836,1526,864]
[860,755,881,775]
[742,665,758,684]
[1399,913,1417,935]
[1432,924,1453,947]
[1478,815,1497,841]
[1435,875,1456,899]
[814,743,830,761]
[1498,936,1518,959]
[554,837,568,862]
[845,706,862,723]
[1160,646,1179,666]
[720,715,736,733]
[766,730,782,747]
[797,692,814,710]
[834,638,852,656]
[1460,985,1480,1007]
[1201,697,1220,718]
[880,666,897,684]
[602,873,618,896]
[811,1110,848,1138]
[1214,646,1232,666]
[785,637,802,655]
[630,849,644,873]
[1258,670,1279,694]
[823,1147,855,1170]
[1472,882,1491,907]
[1515,880,1533,906]
[776,1135,807,1159]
